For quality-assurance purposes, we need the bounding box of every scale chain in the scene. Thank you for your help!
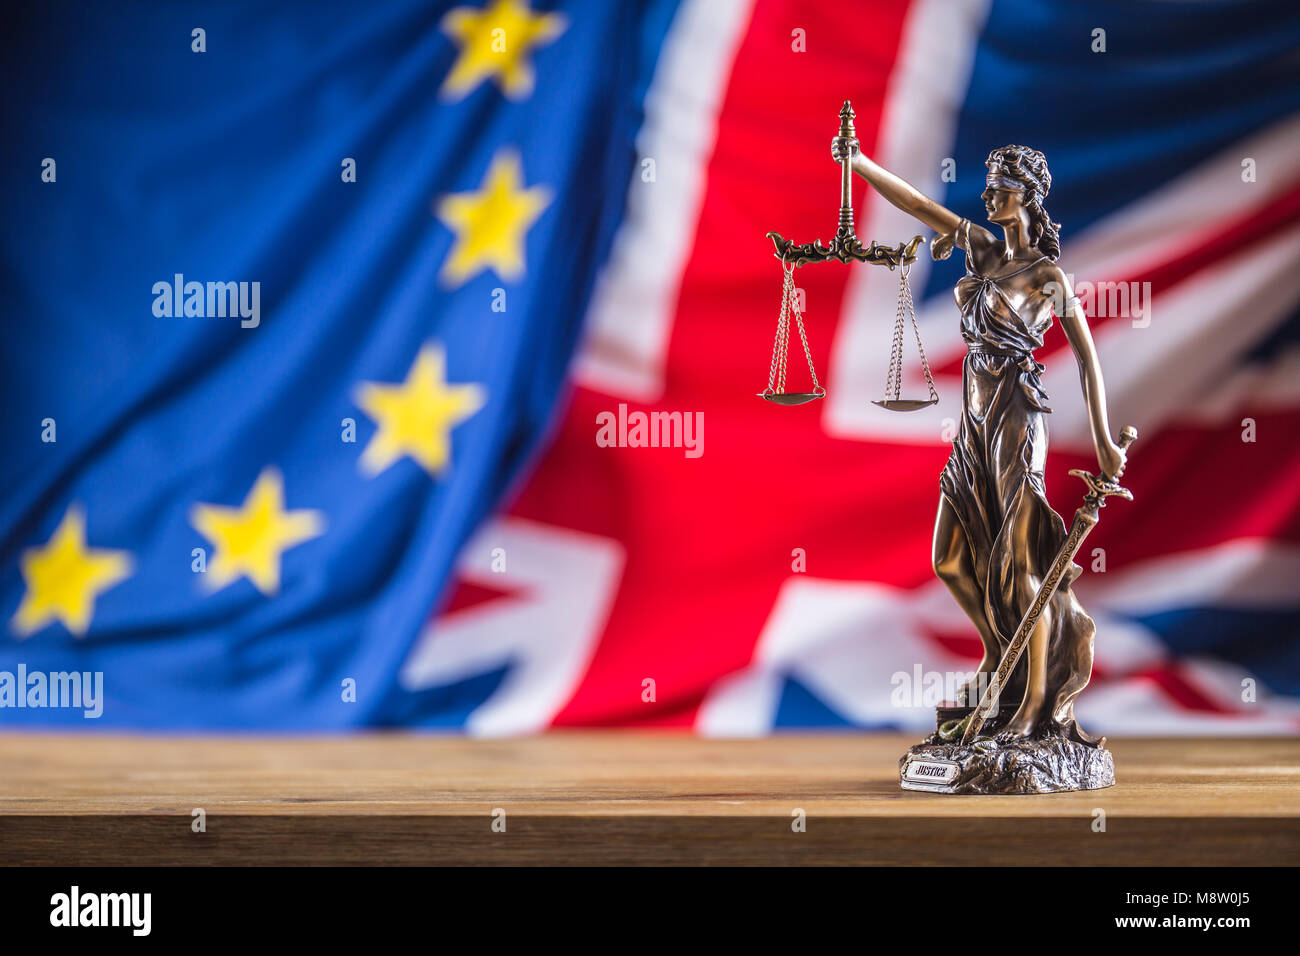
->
[789,272,821,392]
[766,264,793,394]
[764,261,821,397]
[778,266,792,390]
[901,266,939,403]
[885,266,907,402]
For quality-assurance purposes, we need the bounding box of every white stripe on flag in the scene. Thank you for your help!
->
[1076,673,1300,736]
[401,517,624,735]
[1078,538,1300,612]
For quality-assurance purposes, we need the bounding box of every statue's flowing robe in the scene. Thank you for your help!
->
[938,219,1100,744]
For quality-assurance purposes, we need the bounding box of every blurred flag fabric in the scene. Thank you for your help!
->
[3,0,1300,735]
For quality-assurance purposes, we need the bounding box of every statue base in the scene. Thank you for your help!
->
[899,715,1115,795]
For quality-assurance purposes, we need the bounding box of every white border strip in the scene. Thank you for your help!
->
[573,0,755,401]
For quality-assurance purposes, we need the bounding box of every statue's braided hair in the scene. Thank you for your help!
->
[986,145,1062,260]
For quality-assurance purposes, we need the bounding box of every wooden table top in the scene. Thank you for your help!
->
[2,733,1296,865]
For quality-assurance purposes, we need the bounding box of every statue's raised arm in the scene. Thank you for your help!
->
[831,137,1001,259]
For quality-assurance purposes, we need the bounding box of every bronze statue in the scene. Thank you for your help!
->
[828,125,1135,793]
[758,102,1136,792]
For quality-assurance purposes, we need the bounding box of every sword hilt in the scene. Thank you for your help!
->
[1069,425,1137,508]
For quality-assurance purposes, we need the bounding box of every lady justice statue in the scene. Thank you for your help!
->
[825,133,1137,793]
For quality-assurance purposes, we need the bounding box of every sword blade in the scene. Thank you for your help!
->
[954,428,1136,745]
[960,505,1099,744]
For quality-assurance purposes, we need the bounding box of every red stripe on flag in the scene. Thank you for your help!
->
[1132,665,1235,715]
[440,579,529,617]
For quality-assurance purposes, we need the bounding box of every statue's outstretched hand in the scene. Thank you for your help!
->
[831,135,859,165]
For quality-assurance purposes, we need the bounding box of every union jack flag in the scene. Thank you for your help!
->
[408,0,1300,736]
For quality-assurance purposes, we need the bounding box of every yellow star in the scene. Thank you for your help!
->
[11,504,133,638]
[435,149,552,287]
[440,0,567,101]
[190,467,324,596]
[353,343,487,477]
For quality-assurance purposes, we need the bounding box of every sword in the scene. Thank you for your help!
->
[959,425,1138,745]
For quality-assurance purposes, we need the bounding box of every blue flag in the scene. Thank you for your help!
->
[0,0,677,727]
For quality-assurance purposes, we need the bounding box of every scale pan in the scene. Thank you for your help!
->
[759,391,824,406]
[872,398,939,412]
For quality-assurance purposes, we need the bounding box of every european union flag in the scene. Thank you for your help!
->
[0,0,677,727]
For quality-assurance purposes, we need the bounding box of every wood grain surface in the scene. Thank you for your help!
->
[1,733,1296,865]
